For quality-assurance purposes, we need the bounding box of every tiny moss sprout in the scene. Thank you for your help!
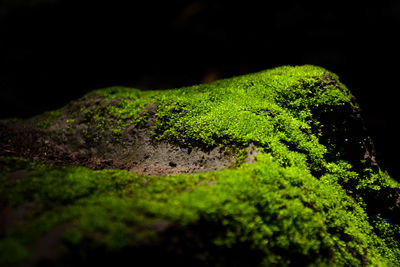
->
[36,109,62,129]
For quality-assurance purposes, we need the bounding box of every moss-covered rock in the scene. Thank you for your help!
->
[0,65,399,266]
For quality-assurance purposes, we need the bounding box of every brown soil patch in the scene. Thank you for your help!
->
[0,101,257,176]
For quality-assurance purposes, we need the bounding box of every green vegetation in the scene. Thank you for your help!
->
[1,155,399,266]
[72,87,157,142]
[36,109,62,129]
[1,65,400,266]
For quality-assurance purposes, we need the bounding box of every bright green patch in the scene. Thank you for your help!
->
[1,155,399,266]
[2,65,400,265]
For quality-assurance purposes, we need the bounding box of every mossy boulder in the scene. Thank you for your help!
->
[0,65,399,266]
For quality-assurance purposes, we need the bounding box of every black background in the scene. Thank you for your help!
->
[1,0,399,177]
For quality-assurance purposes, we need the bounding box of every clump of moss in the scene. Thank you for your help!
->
[1,65,400,266]
[36,109,62,129]
[46,87,159,144]
[1,154,399,266]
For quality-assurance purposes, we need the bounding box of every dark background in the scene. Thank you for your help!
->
[1,0,399,177]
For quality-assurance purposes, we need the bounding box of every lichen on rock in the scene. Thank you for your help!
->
[0,65,399,266]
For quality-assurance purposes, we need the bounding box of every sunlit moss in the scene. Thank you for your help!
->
[1,65,400,265]
[1,153,399,266]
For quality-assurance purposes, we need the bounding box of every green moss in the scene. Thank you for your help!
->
[36,109,62,129]
[1,154,399,266]
[67,87,158,142]
[37,66,350,158]
[1,65,400,265]
[149,66,351,170]
[230,147,249,167]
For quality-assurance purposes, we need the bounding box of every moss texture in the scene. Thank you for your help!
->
[1,65,400,266]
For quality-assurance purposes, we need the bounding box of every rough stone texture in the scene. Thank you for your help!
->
[0,102,246,176]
